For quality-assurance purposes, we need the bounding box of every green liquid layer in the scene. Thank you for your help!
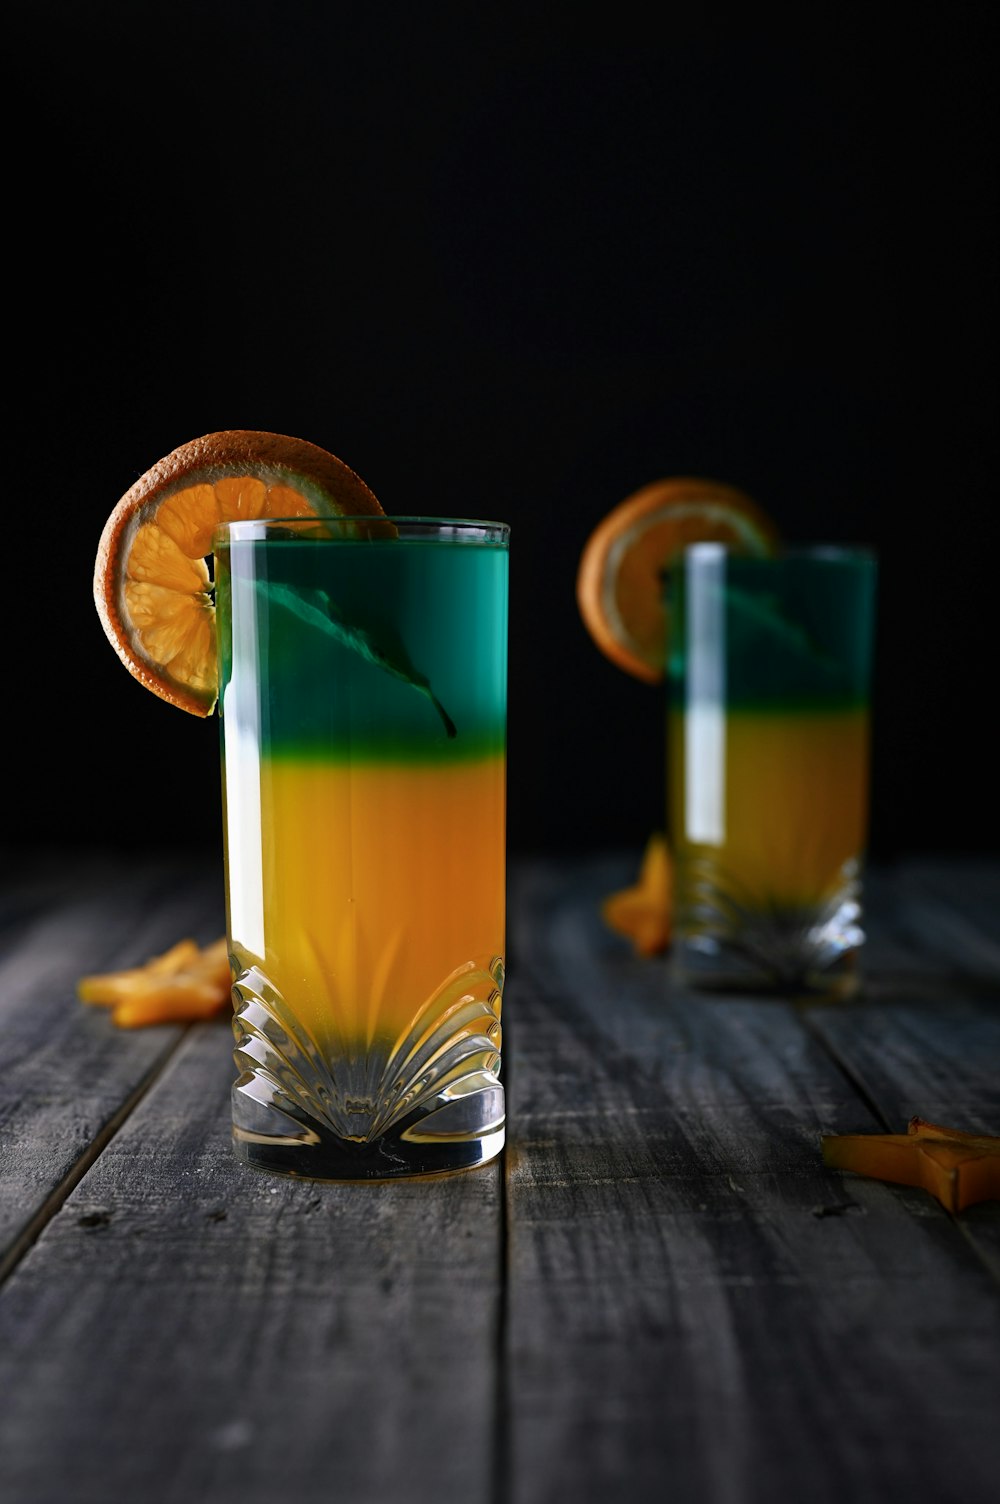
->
[667,553,877,713]
[215,536,508,762]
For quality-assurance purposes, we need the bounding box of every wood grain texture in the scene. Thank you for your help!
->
[0,1020,502,1504]
[893,860,1000,980]
[0,848,224,1266]
[503,855,1000,1504]
[2,850,998,1504]
[807,858,1000,1272]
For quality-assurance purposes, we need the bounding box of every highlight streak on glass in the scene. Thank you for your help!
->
[684,543,726,847]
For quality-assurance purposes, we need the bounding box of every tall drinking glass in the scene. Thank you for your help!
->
[667,544,877,998]
[213,516,509,1179]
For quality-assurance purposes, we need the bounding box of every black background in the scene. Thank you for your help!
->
[10,2,998,862]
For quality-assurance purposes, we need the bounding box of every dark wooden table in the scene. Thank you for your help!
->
[2,848,998,1504]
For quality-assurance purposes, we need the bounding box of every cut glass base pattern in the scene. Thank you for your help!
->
[230,956,505,1179]
[673,854,864,998]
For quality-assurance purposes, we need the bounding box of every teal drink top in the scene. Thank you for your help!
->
[215,533,509,762]
[668,548,877,714]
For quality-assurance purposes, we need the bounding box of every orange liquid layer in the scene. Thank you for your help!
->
[668,708,870,908]
[223,753,506,1050]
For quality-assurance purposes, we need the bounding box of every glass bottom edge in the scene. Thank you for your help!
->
[671,877,865,999]
[232,1123,505,1182]
[671,936,862,1000]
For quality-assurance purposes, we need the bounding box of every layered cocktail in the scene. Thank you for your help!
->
[667,544,876,995]
[214,517,509,1177]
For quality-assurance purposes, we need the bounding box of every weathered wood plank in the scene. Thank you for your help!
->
[503,854,1000,1504]
[0,1015,502,1504]
[806,859,1000,1269]
[3,850,997,1504]
[895,859,1000,976]
[0,848,224,1266]
[861,860,1000,998]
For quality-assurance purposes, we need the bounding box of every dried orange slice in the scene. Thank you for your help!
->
[78,936,232,1028]
[94,429,386,716]
[602,833,673,956]
[821,1117,1000,1213]
[576,476,780,683]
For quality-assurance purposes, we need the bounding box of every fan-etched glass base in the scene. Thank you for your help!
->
[673,856,864,999]
[230,956,505,1180]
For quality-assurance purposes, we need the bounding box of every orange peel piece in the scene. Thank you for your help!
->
[94,429,387,716]
[821,1116,1000,1213]
[78,935,232,1028]
[602,833,673,956]
[576,477,780,683]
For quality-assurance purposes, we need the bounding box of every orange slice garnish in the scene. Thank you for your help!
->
[601,833,673,956]
[821,1117,1000,1213]
[94,429,386,716]
[576,476,780,683]
[78,937,232,1029]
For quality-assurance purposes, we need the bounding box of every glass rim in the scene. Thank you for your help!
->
[214,515,509,545]
[678,542,876,565]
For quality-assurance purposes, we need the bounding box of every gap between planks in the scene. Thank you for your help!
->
[494,1017,515,1504]
[0,1025,196,1288]
[794,1003,1000,1289]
